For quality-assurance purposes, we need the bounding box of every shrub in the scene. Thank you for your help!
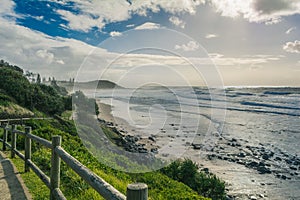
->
[161,159,226,200]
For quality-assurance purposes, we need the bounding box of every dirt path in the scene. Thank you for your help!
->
[0,152,32,200]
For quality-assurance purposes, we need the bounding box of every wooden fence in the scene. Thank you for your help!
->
[0,120,148,200]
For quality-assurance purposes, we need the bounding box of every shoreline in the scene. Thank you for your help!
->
[96,100,159,153]
[95,99,300,200]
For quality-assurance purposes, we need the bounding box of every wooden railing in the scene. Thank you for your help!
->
[0,121,148,200]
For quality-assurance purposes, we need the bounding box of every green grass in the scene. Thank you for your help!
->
[0,144,49,199]
[0,118,215,200]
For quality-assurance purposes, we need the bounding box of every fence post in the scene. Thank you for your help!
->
[50,136,62,200]
[25,127,32,172]
[126,183,148,200]
[11,125,16,158]
[2,123,8,151]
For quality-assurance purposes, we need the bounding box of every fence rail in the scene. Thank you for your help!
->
[0,121,147,200]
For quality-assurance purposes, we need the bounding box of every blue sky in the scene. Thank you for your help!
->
[0,0,299,86]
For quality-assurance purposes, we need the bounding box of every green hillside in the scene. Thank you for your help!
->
[0,60,226,200]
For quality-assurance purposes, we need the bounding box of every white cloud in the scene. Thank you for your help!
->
[126,24,135,28]
[36,49,54,64]
[175,41,199,51]
[0,0,18,21]
[135,22,161,30]
[49,0,204,32]
[205,34,219,39]
[286,27,296,34]
[208,53,282,66]
[110,31,122,37]
[56,59,65,65]
[32,15,44,21]
[283,40,300,53]
[209,0,300,24]
[169,16,186,28]
[56,9,105,32]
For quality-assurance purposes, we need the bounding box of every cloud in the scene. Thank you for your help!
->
[208,53,282,66]
[56,9,105,32]
[175,41,199,51]
[49,0,204,32]
[205,34,219,39]
[32,15,44,21]
[283,40,300,53]
[126,24,135,28]
[169,16,185,28]
[36,49,54,64]
[135,22,161,30]
[0,0,18,21]
[209,0,300,24]
[110,31,122,37]
[286,27,296,34]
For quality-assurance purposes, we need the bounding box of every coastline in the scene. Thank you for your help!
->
[95,98,300,200]
[96,100,159,152]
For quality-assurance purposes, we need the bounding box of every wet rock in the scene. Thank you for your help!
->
[226,195,234,200]
[250,195,257,200]
[290,166,297,170]
[281,175,287,180]
[192,143,202,150]
[237,152,246,158]
[257,166,271,174]
[274,156,282,161]
[148,136,156,142]
[150,148,158,154]
[246,161,258,168]
[262,153,270,160]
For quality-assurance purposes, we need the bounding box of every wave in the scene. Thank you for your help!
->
[264,91,292,95]
[241,101,300,111]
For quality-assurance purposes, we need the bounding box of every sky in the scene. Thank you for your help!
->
[0,0,299,87]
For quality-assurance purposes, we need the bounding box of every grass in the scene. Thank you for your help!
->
[0,118,215,200]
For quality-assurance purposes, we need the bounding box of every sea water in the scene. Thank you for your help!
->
[96,87,300,199]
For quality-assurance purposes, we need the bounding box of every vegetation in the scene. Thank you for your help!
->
[0,62,70,117]
[161,159,226,200]
[0,60,226,199]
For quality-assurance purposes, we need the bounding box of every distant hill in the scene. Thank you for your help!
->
[58,80,123,92]
[85,80,122,89]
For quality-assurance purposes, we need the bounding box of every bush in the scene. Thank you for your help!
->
[161,159,226,200]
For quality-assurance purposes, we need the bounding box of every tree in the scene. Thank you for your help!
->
[36,74,41,84]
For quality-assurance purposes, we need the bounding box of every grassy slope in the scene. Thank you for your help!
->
[0,118,209,200]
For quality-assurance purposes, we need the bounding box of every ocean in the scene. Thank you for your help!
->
[94,87,300,199]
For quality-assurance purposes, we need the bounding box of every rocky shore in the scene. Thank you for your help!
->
[96,101,300,200]
[191,133,300,200]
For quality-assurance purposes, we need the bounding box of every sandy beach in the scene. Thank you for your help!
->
[96,100,159,151]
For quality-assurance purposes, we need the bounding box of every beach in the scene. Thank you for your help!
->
[94,87,300,200]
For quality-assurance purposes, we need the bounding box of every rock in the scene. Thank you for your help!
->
[237,152,246,158]
[281,175,287,180]
[150,148,158,154]
[274,156,282,161]
[226,195,234,200]
[246,161,258,168]
[257,166,271,174]
[148,136,156,142]
[262,153,270,160]
[250,195,257,200]
[192,143,202,150]
[290,166,297,170]
[202,168,209,173]
[258,194,264,198]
